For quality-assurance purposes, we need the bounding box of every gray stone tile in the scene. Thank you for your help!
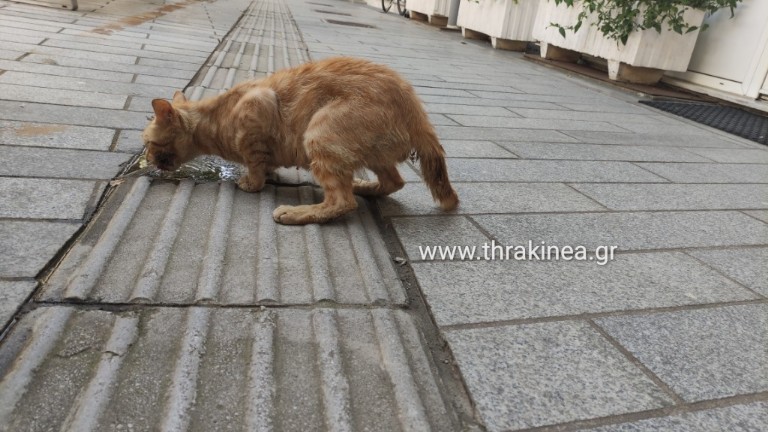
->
[22,54,196,80]
[595,304,768,402]
[413,86,477,98]
[133,74,189,89]
[41,39,206,64]
[636,163,768,183]
[138,57,202,72]
[684,148,768,164]
[435,125,579,142]
[0,50,24,60]
[0,145,132,179]
[0,58,134,82]
[563,131,748,148]
[0,177,102,219]
[2,40,138,64]
[475,211,768,252]
[420,95,540,107]
[498,142,711,162]
[0,100,150,129]
[447,114,627,132]
[572,184,768,211]
[0,280,36,326]
[0,221,79,277]
[443,159,665,182]
[444,322,674,431]
[745,210,768,223]
[0,83,128,110]
[440,140,516,158]
[115,129,144,153]
[470,89,602,101]
[557,102,656,114]
[0,120,115,151]
[392,216,490,261]
[428,113,459,126]
[0,71,177,99]
[379,182,604,216]
[424,103,517,117]
[688,247,768,296]
[615,121,711,135]
[587,402,768,432]
[411,79,522,94]
[411,252,755,325]
[509,107,664,124]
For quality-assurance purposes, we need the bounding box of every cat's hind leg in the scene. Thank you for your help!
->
[353,165,405,197]
[273,161,357,224]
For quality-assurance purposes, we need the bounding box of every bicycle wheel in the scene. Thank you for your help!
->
[381,0,393,13]
[396,0,407,16]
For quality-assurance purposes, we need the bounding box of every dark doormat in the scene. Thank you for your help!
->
[640,100,768,146]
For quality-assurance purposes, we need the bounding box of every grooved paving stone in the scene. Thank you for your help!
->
[0,120,115,151]
[498,142,711,162]
[447,114,627,132]
[0,177,102,219]
[410,252,756,326]
[40,179,405,305]
[0,306,457,432]
[392,216,490,261]
[444,322,674,431]
[379,182,604,216]
[563,131,749,148]
[442,159,666,182]
[0,221,80,277]
[0,280,36,326]
[587,401,768,431]
[435,125,579,142]
[572,184,768,211]
[688,247,768,296]
[683,148,768,164]
[475,211,768,252]
[595,304,768,402]
[636,162,768,183]
[0,146,132,179]
[440,140,517,158]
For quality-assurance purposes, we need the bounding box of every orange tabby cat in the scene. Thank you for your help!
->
[142,57,459,224]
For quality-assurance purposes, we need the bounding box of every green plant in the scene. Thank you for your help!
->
[550,0,742,45]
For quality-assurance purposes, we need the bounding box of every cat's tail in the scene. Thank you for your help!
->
[413,128,459,211]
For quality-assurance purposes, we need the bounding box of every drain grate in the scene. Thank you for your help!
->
[314,9,352,16]
[324,19,376,28]
[640,100,768,145]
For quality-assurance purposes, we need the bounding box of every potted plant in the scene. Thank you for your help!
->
[457,0,541,50]
[532,0,742,83]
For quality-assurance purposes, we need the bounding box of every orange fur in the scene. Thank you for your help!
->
[142,57,459,224]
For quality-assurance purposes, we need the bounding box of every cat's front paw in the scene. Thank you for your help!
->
[236,175,265,193]
[273,205,317,225]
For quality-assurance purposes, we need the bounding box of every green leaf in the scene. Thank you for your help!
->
[559,26,566,38]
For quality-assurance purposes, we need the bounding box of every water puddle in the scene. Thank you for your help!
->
[124,153,242,182]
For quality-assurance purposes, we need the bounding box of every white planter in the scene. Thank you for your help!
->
[533,0,705,78]
[408,0,452,18]
[457,0,540,46]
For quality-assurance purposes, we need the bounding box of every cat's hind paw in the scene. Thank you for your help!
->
[273,204,319,225]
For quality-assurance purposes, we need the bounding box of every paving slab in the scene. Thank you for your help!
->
[0,120,115,151]
[563,131,750,148]
[379,182,605,216]
[683,147,768,163]
[0,146,132,179]
[444,321,674,431]
[587,402,768,431]
[498,142,712,162]
[0,280,36,326]
[447,114,628,132]
[392,216,490,261]
[423,103,519,117]
[0,220,80,278]
[636,162,768,183]
[688,247,768,296]
[0,177,103,220]
[443,159,666,182]
[435,125,579,142]
[0,100,150,130]
[440,140,517,158]
[475,211,768,252]
[0,306,457,432]
[595,304,768,402]
[745,210,768,223]
[571,183,768,211]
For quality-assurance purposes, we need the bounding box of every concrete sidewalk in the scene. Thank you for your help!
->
[1,0,768,430]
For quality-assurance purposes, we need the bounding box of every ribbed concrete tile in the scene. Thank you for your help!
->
[0,101,149,129]
[0,280,36,326]
[392,216,489,261]
[475,211,768,252]
[435,125,579,142]
[564,131,748,148]
[0,177,102,219]
[684,148,768,164]
[447,115,627,132]
[572,184,768,211]
[0,221,79,277]
[588,402,768,431]
[411,253,756,326]
[0,146,131,179]
[40,178,404,305]
[444,322,673,431]
[688,247,768,296]
[379,182,604,216]
[0,306,456,431]
[745,210,768,223]
[440,140,516,158]
[444,159,665,182]
[498,142,711,162]
[0,83,128,110]
[595,304,768,402]
[636,162,768,183]
[0,120,115,151]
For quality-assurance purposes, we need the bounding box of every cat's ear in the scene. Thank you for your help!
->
[151,99,176,125]
[172,91,187,104]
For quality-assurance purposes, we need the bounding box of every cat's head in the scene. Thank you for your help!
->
[142,91,198,171]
